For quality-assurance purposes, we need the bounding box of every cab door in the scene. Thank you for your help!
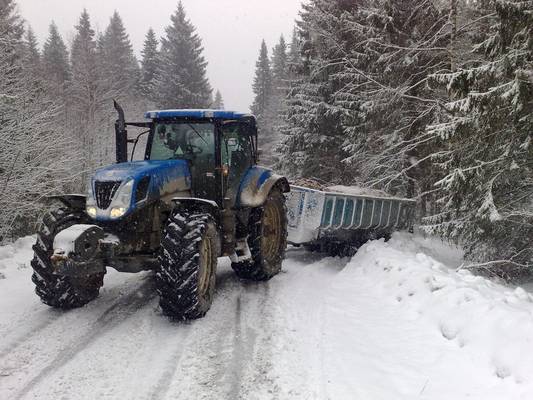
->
[220,121,254,207]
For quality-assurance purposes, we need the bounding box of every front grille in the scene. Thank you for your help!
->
[94,181,122,209]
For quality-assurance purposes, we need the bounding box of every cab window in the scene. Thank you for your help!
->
[221,123,253,171]
[150,122,215,161]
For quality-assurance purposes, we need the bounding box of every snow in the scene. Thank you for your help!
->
[327,185,415,202]
[328,184,392,198]
[1,233,533,399]
[53,224,96,255]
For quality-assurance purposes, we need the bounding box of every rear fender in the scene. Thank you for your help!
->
[237,167,290,208]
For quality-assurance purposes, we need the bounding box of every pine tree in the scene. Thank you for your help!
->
[22,27,40,68]
[278,0,450,190]
[140,27,159,101]
[0,0,24,68]
[213,90,224,109]
[276,1,350,182]
[69,9,99,175]
[94,11,142,165]
[250,40,273,123]
[425,0,533,278]
[98,11,140,100]
[42,22,70,87]
[271,35,288,97]
[156,1,212,108]
[287,28,300,77]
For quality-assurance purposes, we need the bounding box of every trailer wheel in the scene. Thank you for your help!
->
[156,212,218,320]
[232,187,287,281]
[31,208,105,309]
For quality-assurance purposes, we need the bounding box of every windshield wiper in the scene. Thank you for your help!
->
[186,123,208,145]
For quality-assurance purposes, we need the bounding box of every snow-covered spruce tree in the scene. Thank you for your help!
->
[271,35,289,100]
[277,1,355,182]
[335,0,449,197]
[155,1,211,108]
[97,11,140,101]
[95,11,142,165]
[250,40,273,133]
[42,22,70,88]
[213,89,224,109]
[424,0,533,279]
[22,27,40,70]
[287,28,301,78]
[278,0,451,195]
[251,39,280,165]
[69,9,99,180]
[140,27,159,103]
[264,35,290,166]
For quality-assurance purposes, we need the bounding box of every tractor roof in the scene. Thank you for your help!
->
[144,109,253,120]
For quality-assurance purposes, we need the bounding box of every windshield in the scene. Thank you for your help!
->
[149,122,215,161]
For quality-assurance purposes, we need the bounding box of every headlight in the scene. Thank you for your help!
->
[86,206,97,218]
[110,207,127,218]
[86,181,97,217]
[108,179,134,219]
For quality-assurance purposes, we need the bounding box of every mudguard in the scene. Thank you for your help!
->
[237,166,290,208]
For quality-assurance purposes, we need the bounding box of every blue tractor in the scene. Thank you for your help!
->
[31,103,290,319]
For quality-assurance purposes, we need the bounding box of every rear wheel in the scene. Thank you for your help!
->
[156,212,218,320]
[31,208,105,308]
[232,188,287,281]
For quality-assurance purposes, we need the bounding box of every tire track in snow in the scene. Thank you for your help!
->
[11,276,157,400]
[147,323,194,400]
[148,267,240,400]
[226,293,257,399]
[217,281,278,399]
[0,272,152,362]
[0,312,62,360]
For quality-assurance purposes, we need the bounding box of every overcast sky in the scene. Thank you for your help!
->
[16,0,303,112]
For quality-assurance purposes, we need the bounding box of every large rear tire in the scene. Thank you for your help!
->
[232,187,287,281]
[31,208,105,309]
[156,212,218,320]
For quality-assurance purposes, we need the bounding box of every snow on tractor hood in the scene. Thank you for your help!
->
[91,160,192,208]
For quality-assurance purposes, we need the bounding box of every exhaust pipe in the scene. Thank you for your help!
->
[114,100,128,163]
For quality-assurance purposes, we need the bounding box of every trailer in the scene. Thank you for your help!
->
[285,185,416,256]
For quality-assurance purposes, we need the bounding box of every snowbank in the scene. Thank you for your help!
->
[0,236,34,280]
[1,233,532,399]
[323,232,533,399]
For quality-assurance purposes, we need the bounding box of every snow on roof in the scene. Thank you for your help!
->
[144,109,253,120]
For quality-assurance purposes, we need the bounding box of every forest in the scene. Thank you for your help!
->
[253,0,532,279]
[0,0,531,279]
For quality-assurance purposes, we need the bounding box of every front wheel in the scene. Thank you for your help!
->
[232,187,287,281]
[31,208,105,309]
[156,212,219,320]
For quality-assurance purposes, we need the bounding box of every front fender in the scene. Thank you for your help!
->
[237,167,290,208]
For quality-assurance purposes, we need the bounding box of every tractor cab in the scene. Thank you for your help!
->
[143,110,259,207]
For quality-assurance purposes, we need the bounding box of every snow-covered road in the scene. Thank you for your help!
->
[1,234,533,400]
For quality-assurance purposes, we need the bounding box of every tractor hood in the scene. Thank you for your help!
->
[93,160,190,184]
[89,160,192,219]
